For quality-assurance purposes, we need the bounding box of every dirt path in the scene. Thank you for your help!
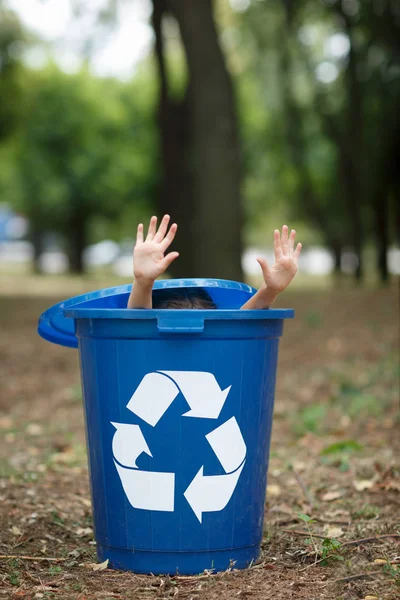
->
[0,285,399,599]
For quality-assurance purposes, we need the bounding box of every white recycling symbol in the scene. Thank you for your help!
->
[111,371,247,523]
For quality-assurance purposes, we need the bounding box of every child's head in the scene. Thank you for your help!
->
[153,288,217,309]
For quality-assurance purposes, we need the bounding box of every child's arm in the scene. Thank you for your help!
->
[127,215,179,309]
[241,226,302,310]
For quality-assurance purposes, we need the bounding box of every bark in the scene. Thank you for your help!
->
[67,208,87,274]
[30,225,44,274]
[375,191,389,283]
[331,240,342,278]
[167,0,243,280]
[373,117,400,282]
[343,29,364,283]
[152,0,194,277]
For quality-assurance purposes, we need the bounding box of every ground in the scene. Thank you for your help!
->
[0,275,399,600]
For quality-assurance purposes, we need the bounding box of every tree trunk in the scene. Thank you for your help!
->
[330,240,342,278]
[152,0,195,277]
[67,209,87,274]
[345,37,364,283]
[30,225,44,274]
[167,0,243,280]
[375,191,389,283]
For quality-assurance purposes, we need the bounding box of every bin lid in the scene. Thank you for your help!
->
[38,278,259,348]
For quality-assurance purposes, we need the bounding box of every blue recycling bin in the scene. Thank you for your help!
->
[38,279,294,575]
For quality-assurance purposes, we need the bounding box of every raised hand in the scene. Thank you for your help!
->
[134,215,179,283]
[256,225,302,293]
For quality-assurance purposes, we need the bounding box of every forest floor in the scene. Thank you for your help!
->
[0,275,399,600]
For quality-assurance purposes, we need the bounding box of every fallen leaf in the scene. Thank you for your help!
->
[293,460,307,472]
[364,596,379,599]
[0,417,13,429]
[325,509,350,519]
[353,479,374,492]
[381,479,400,492]
[93,559,109,571]
[76,527,93,537]
[11,525,22,536]
[269,503,294,515]
[267,484,281,497]
[79,497,92,508]
[26,423,43,436]
[323,525,344,538]
[373,558,388,565]
[321,490,345,502]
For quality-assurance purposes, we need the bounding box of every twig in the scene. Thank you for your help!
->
[342,534,400,547]
[331,570,382,584]
[314,518,350,525]
[292,468,314,510]
[282,529,326,539]
[300,553,338,571]
[0,554,68,562]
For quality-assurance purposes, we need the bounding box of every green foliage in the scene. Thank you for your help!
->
[320,440,363,455]
[354,504,381,520]
[320,537,343,564]
[303,310,323,329]
[8,571,20,586]
[383,561,400,585]
[48,565,62,575]
[298,513,315,524]
[0,4,29,141]
[15,65,157,227]
[293,404,327,436]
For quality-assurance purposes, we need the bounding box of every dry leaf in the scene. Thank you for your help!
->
[293,460,307,472]
[79,497,92,508]
[76,527,93,537]
[325,509,350,519]
[373,558,387,565]
[321,490,345,502]
[0,417,13,429]
[353,479,374,492]
[269,503,294,515]
[267,484,281,497]
[364,596,378,599]
[11,525,22,536]
[26,423,43,436]
[323,525,344,538]
[92,559,109,571]
[382,479,400,492]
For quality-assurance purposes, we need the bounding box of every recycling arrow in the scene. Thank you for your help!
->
[127,371,231,426]
[111,371,246,519]
[114,461,175,512]
[159,371,231,419]
[111,422,152,468]
[183,462,245,523]
[184,417,247,522]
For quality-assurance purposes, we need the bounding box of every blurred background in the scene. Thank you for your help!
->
[1,3,399,595]
[0,0,399,290]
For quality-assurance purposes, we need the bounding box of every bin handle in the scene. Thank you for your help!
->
[157,315,205,334]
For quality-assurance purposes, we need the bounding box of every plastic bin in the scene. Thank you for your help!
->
[38,279,294,575]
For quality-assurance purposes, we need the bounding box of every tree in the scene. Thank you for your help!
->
[0,3,28,142]
[151,0,244,279]
[15,66,156,273]
[238,0,400,282]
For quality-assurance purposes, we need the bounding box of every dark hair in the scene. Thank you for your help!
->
[153,288,217,309]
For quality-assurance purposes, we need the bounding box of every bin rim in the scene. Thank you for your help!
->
[37,278,294,348]
[64,307,295,320]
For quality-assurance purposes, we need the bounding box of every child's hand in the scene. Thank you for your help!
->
[257,225,302,293]
[134,215,179,283]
